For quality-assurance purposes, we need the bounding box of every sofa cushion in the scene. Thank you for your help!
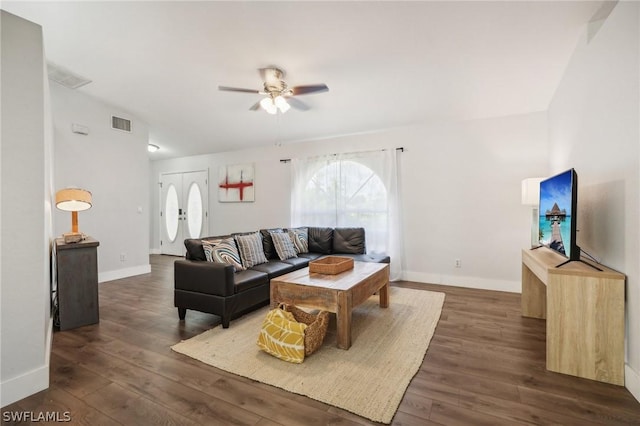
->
[235,232,268,268]
[234,269,270,294]
[202,238,245,272]
[250,260,295,279]
[329,253,390,263]
[270,231,298,260]
[281,257,310,269]
[260,228,284,260]
[297,252,324,261]
[288,227,309,254]
[308,227,334,254]
[333,227,366,254]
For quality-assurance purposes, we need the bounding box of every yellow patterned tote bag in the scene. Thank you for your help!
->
[257,306,308,363]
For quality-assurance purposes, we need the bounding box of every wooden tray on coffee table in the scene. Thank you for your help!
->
[309,256,354,275]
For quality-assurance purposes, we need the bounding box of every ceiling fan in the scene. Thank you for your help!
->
[218,67,329,114]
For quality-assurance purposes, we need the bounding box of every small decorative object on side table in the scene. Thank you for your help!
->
[54,236,100,330]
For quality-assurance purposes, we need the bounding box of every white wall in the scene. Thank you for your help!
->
[1,11,52,407]
[151,112,548,292]
[548,2,639,398]
[50,84,151,282]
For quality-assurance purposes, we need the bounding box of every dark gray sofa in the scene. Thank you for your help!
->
[174,227,390,327]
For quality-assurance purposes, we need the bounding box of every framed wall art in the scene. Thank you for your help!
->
[218,163,255,202]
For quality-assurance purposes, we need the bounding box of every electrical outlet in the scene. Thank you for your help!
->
[120,253,126,262]
[455,259,461,268]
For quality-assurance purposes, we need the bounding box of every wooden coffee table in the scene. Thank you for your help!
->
[270,261,390,349]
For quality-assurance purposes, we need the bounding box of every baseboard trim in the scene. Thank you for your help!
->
[1,317,53,408]
[625,364,640,402]
[0,363,49,408]
[99,264,151,283]
[402,271,520,293]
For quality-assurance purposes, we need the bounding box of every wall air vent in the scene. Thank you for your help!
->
[111,116,132,133]
[47,62,92,89]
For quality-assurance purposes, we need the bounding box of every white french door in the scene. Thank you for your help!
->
[160,170,209,256]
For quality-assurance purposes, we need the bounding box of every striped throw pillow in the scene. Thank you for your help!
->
[202,238,245,272]
[235,232,268,268]
[270,231,298,260]
[288,227,309,254]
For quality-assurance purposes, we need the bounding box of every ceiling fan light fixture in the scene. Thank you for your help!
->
[220,67,326,114]
[274,96,290,113]
[260,97,277,114]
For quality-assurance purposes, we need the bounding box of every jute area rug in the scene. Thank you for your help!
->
[171,287,445,424]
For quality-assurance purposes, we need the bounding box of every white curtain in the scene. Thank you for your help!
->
[291,149,403,280]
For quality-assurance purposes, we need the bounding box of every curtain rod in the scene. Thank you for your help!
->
[279,147,404,163]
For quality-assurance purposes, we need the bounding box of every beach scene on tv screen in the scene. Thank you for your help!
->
[539,170,573,258]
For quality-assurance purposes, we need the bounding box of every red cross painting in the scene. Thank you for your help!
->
[219,163,255,202]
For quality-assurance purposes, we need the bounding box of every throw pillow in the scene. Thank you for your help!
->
[270,231,298,260]
[202,238,245,272]
[257,307,307,364]
[184,238,207,261]
[235,232,268,268]
[260,228,284,259]
[288,227,309,254]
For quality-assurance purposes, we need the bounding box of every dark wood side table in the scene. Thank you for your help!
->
[55,236,100,330]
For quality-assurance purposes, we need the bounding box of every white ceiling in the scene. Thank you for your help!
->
[3,1,603,160]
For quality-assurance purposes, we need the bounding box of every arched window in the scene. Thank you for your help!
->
[297,160,388,253]
[291,150,402,262]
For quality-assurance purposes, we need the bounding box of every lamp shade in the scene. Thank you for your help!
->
[521,178,543,206]
[55,188,92,212]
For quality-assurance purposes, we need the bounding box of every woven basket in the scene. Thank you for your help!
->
[281,304,330,356]
[309,256,354,275]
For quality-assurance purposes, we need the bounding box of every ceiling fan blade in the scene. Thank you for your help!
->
[286,97,310,111]
[218,86,260,94]
[249,101,262,111]
[291,84,329,96]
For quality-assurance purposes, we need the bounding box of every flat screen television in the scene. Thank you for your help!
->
[538,168,580,262]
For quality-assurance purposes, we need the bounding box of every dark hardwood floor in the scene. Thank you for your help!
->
[3,254,640,425]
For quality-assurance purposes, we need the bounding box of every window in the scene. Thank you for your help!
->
[291,149,402,273]
[186,181,203,238]
[297,160,388,253]
[165,184,179,242]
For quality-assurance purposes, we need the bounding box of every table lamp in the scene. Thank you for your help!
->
[521,178,543,248]
[56,188,92,243]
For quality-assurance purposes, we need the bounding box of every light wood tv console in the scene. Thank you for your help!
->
[521,247,625,385]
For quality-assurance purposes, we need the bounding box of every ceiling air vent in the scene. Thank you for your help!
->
[111,116,132,133]
[47,62,92,89]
